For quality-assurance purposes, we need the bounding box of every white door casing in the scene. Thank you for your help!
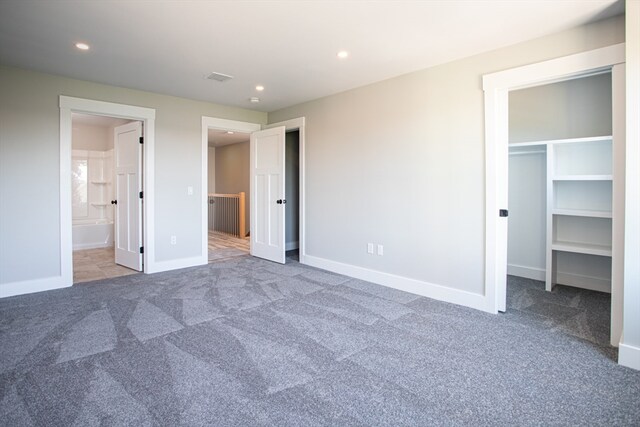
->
[114,121,143,271]
[250,126,286,264]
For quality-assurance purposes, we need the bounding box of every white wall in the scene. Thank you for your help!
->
[215,141,250,234]
[0,65,266,288]
[509,73,612,143]
[507,73,613,282]
[268,15,624,300]
[72,122,110,151]
[507,150,546,278]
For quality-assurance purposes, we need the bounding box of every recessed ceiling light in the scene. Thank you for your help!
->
[337,50,349,59]
[226,131,234,135]
[75,42,90,51]
[255,85,264,91]
[250,97,260,103]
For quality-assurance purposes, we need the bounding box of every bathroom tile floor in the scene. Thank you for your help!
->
[73,247,138,284]
[73,233,250,283]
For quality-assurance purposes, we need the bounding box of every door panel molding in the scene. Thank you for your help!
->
[114,121,143,271]
[250,126,286,263]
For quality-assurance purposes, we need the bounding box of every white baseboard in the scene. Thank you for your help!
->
[618,342,640,371]
[73,242,112,251]
[507,264,611,293]
[1,275,71,298]
[303,254,488,312]
[286,241,299,251]
[507,264,545,281]
[556,272,611,293]
[145,255,206,274]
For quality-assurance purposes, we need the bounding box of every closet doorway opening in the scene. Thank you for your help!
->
[483,44,625,348]
[70,113,143,283]
[507,72,617,348]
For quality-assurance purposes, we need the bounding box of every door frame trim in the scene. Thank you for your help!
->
[60,96,156,284]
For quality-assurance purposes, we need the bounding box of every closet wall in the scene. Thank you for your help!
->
[507,73,612,285]
[285,130,300,249]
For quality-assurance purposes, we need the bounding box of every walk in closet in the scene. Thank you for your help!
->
[507,72,618,294]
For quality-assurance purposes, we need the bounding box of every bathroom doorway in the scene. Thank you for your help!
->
[70,113,140,283]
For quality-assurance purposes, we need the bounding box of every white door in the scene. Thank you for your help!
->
[250,126,286,264]
[114,121,143,271]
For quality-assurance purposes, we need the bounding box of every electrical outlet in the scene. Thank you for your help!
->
[171,235,177,245]
[377,244,384,256]
[367,243,374,254]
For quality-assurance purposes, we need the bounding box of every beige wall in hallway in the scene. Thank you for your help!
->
[215,141,250,235]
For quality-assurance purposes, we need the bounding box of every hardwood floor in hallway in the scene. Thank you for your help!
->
[208,230,250,262]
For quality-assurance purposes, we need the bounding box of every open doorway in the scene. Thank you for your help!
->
[284,129,300,261]
[483,44,625,347]
[70,113,142,283]
[201,116,306,266]
[207,128,252,261]
[60,96,156,287]
[506,72,615,348]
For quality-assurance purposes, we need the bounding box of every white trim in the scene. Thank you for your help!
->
[201,117,262,267]
[58,96,156,287]
[555,272,611,294]
[304,255,487,312]
[146,256,205,274]
[507,264,545,281]
[264,117,307,264]
[610,62,626,346]
[620,1,640,371]
[1,276,69,298]
[618,343,640,371]
[60,107,73,287]
[482,44,625,315]
[483,44,625,91]
[73,243,112,251]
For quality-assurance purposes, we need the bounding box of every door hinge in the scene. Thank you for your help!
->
[139,191,143,199]
[139,136,144,144]
[139,246,144,254]
[499,209,509,217]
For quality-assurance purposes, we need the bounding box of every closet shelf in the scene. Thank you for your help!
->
[551,241,612,257]
[552,174,612,181]
[510,135,612,147]
[552,209,612,218]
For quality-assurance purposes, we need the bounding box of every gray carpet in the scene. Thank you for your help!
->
[1,256,639,426]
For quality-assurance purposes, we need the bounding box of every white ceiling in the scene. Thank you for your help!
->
[72,113,130,128]
[208,129,251,147]
[0,0,623,113]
